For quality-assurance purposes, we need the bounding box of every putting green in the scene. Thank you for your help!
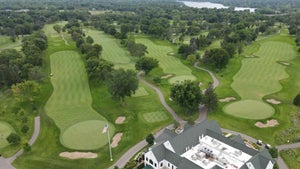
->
[132,87,149,97]
[61,120,113,150]
[0,121,15,148]
[46,51,114,150]
[169,75,197,84]
[225,39,296,119]
[223,100,274,119]
[143,111,169,123]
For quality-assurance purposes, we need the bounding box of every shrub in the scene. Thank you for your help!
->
[146,134,155,145]
[21,125,29,134]
[7,133,21,145]
[293,94,300,106]
[23,143,31,152]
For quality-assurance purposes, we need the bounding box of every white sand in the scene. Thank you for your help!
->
[115,116,126,124]
[59,152,98,159]
[255,119,279,128]
[219,97,236,102]
[266,99,281,105]
[161,74,173,79]
[111,133,123,148]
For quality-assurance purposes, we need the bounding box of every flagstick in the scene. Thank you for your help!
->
[107,124,113,161]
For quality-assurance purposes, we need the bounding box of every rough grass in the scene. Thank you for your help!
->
[0,35,21,51]
[281,148,300,169]
[224,40,296,119]
[85,29,134,69]
[142,111,169,123]
[46,51,114,150]
[132,87,149,97]
[136,38,195,83]
[223,100,274,119]
[0,121,15,148]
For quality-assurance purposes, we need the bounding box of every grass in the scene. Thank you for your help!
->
[281,148,300,169]
[136,37,196,84]
[0,35,22,51]
[223,36,296,119]
[0,121,15,148]
[142,111,169,123]
[132,87,149,97]
[85,29,135,69]
[46,50,114,150]
[223,100,274,119]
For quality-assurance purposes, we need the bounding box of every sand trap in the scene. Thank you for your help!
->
[255,119,279,128]
[219,97,236,102]
[59,152,98,159]
[281,62,290,66]
[199,82,203,87]
[115,116,126,124]
[266,99,281,105]
[161,74,173,79]
[169,97,173,101]
[111,133,123,148]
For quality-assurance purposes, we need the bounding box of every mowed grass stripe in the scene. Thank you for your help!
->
[46,51,113,149]
[231,41,295,100]
[136,38,195,83]
[0,121,15,148]
[86,29,134,69]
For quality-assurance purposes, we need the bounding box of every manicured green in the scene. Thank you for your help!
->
[132,87,149,97]
[224,40,296,119]
[0,121,15,148]
[86,29,135,69]
[136,38,196,84]
[143,111,169,123]
[46,50,114,150]
[223,100,274,119]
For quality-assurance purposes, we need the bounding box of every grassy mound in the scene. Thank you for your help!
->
[143,111,169,123]
[0,121,15,148]
[61,120,113,150]
[46,51,113,150]
[223,100,274,119]
[132,87,149,97]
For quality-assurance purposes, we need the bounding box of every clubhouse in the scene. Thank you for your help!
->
[144,120,275,169]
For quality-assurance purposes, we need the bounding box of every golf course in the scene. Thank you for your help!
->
[0,121,15,148]
[45,50,114,150]
[224,36,297,119]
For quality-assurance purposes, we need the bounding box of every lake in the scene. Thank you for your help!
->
[181,1,256,12]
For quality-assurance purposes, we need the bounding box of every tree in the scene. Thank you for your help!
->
[21,125,29,134]
[186,54,197,65]
[108,69,138,103]
[23,143,31,152]
[135,57,159,75]
[7,133,21,145]
[146,134,155,145]
[98,59,114,81]
[53,24,62,33]
[294,94,300,106]
[203,48,230,69]
[11,80,40,103]
[203,83,218,111]
[170,80,202,112]
[28,66,44,82]
[86,36,94,44]
[268,147,278,158]
[128,43,148,57]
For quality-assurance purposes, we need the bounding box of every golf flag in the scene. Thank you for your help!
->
[102,124,108,134]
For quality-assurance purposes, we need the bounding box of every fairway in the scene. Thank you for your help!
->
[0,121,15,148]
[223,100,274,119]
[86,29,134,69]
[224,40,296,119]
[143,111,169,123]
[46,51,114,150]
[136,38,196,83]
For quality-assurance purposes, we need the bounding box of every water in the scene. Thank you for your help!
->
[181,1,256,12]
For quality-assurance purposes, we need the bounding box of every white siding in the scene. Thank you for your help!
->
[163,141,175,153]
[144,150,159,169]
[266,161,274,169]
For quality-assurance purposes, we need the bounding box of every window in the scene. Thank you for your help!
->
[150,159,153,165]
[154,163,157,167]
[172,166,174,169]
[160,163,163,167]
[146,157,148,161]
[168,163,170,167]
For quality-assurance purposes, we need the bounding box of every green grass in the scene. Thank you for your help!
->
[281,148,300,169]
[223,100,274,119]
[132,87,149,97]
[0,121,15,148]
[46,51,114,150]
[223,38,296,119]
[85,29,135,69]
[136,37,196,84]
[142,111,169,123]
[0,35,22,51]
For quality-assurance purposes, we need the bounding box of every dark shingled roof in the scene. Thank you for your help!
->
[148,120,274,169]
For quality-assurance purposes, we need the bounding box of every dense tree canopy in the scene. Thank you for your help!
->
[135,57,159,75]
[108,69,139,102]
[11,80,40,103]
[170,80,202,111]
[203,48,230,69]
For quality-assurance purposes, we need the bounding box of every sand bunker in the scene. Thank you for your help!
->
[59,152,98,159]
[161,74,173,79]
[111,133,123,148]
[115,116,126,124]
[199,82,203,87]
[219,97,236,102]
[255,119,279,128]
[266,99,281,105]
